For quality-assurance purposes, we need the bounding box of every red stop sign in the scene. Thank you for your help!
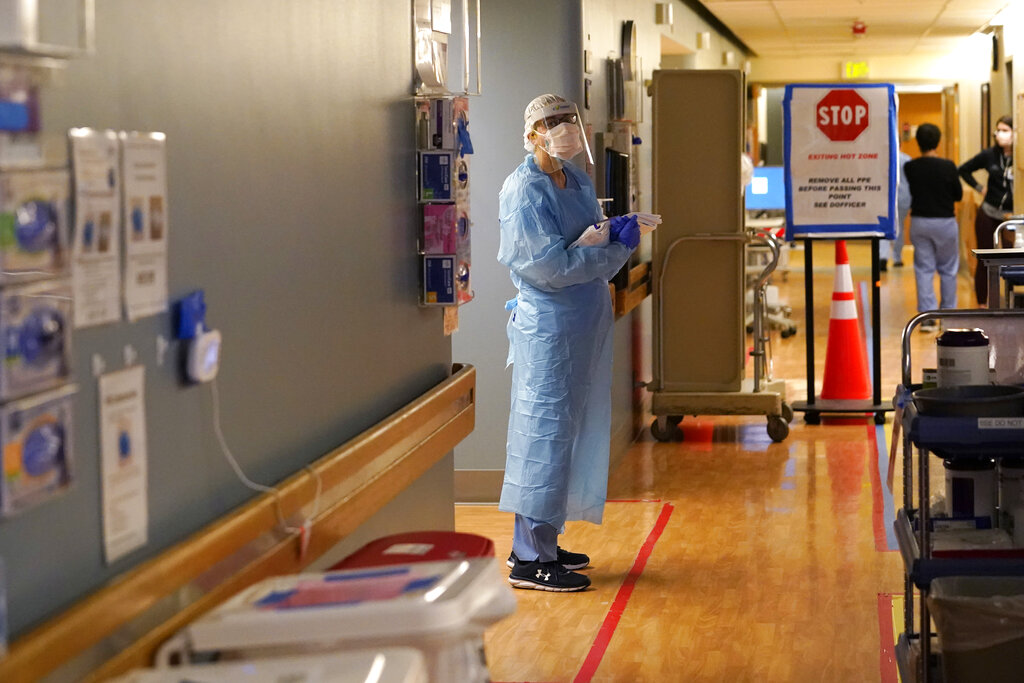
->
[816,90,869,142]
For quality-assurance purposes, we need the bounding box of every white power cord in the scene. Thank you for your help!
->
[2,269,58,277]
[210,378,321,538]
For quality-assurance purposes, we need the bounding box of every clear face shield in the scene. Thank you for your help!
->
[527,101,593,166]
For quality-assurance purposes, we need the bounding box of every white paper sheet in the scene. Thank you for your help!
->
[99,365,148,564]
[121,132,169,321]
[70,129,122,327]
[569,213,660,249]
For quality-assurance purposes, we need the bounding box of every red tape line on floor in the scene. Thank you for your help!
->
[572,502,675,683]
[877,593,899,683]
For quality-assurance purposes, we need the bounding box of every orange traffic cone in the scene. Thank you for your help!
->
[820,240,872,400]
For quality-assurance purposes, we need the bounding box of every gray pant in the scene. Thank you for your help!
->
[909,215,959,311]
[513,514,558,562]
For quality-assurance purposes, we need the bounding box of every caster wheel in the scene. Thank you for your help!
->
[667,415,683,427]
[874,412,887,425]
[804,411,821,425]
[781,402,794,424]
[650,417,678,443]
[767,415,789,442]
[781,327,797,338]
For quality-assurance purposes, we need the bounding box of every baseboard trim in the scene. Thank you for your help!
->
[610,416,635,474]
[454,469,505,504]
[456,412,642,505]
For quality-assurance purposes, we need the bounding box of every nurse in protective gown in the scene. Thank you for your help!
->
[499,93,639,592]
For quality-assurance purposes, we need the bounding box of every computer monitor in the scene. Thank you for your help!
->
[605,149,630,217]
[744,166,786,211]
[605,148,632,289]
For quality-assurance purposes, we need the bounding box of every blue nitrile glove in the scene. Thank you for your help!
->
[608,214,631,240]
[610,214,640,249]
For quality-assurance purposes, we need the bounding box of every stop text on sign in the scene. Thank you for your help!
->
[816,90,869,142]
[819,104,866,126]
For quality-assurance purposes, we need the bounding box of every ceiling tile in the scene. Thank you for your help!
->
[698,0,1010,56]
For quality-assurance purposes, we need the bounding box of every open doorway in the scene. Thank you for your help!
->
[658,33,694,69]
[897,90,947,159]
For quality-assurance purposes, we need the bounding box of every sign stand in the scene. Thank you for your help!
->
[790,235,889,424]
[783,83,897,425]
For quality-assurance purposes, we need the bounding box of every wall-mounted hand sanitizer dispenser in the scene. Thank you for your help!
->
[0,0,95,58]
[175,290,221,384]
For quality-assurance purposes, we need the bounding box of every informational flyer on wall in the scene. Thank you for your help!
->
[99,365,148,564]
[120,132,169,321]
[783,83,898,239]
[69,128,122,327]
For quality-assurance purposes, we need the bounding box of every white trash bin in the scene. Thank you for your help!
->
[928,576,1024,683]
[112,648,427,683]
[161,558,516,683]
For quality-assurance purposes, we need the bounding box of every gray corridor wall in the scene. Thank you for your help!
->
[451,0,585,483]
[0,0,454,638]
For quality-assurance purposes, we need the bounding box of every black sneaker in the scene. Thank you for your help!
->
[880,258,888,272]
[920,319,938,332]
[506,546,590,571]
[508,559,590,592]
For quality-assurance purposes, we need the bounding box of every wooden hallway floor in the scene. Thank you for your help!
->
[457,241,975,682]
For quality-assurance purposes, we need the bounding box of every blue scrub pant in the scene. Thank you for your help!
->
[513,514,558,563]
[909,215,959,312]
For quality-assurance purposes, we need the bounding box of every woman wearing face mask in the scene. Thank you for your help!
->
[496,94,639,592]
[959,114,1015,305]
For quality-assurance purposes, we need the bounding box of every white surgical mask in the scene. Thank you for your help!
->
[996,130,1013,147]
[539,123,585,160]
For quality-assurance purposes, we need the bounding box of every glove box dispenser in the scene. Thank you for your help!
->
[0,279,72,401]
[416,95,473,308]
[0,168,70,284]
[0,384,76,517]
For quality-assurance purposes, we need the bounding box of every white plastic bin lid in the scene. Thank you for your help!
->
[108,648,428,682]
[183,558,516,654]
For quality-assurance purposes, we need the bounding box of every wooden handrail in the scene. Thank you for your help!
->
[615,261,652,318]
[0,364,476,683]
[627,261,650,287]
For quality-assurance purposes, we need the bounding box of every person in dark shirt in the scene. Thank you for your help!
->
[903,123,964,324]
[958,114,1015,305]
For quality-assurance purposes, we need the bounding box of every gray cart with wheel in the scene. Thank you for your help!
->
[648,69,790,443]
[649,230,791,443]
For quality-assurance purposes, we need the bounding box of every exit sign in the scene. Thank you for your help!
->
[843,61,870,79]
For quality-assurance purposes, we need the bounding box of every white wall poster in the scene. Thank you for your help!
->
[121,132,169,321]
[70,128,122,327]
[783,84,898,239]
[99,365,148,564]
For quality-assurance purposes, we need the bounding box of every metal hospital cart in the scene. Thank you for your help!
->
[647,69,791,443]
[893,309,1024,682]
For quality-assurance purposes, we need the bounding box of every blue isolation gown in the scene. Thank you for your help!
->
[497,155,632,528]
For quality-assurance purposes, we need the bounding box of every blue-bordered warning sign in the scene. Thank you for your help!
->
[784,83,898,240]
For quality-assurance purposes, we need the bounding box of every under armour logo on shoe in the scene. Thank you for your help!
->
[535,569,551,581]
